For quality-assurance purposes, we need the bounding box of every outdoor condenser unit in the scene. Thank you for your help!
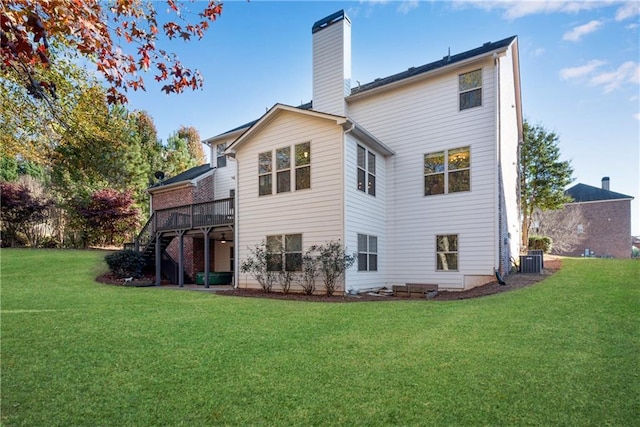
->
[519,255,542,274]
[527,250,544,269]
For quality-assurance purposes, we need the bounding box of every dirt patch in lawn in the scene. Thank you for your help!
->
[96,258,561,302]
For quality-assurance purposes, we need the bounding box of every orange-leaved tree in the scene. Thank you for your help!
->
[1,0,223,104]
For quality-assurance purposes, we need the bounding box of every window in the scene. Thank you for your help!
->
[357,234,378,272]
[258,143,311,196]
[216,143,227,168]
[459,69,482,110]
[295,142,311,190]
[266,234,302,272]
[424,146,470,196]
[258,151,272,196]
[436,235,458,271]
[276,147,291,193]
[357,145,376,196]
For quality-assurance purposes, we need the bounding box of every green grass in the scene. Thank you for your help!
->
[1,249,639,426]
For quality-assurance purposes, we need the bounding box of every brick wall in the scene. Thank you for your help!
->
[563,199,632,258]
[152,187,194,211]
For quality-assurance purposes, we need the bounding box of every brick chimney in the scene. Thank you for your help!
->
[312,10,351,116]
[602,176,610,191]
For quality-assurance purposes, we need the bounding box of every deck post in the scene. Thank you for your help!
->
[202,227,212,288]
[155,232,162,286]
[177,230,186,287]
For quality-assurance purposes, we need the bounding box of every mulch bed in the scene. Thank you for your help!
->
[96,258,562,302]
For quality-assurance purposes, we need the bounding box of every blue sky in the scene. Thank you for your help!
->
[125,0,640,235]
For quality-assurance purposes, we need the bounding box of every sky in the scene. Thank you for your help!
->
[124,0,640,235]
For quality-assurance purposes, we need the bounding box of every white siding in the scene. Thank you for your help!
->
[344,133,388,292]
[498,45,522,268]
[348,59,499,289]
[312,18,351,116]
[235,111,345,290]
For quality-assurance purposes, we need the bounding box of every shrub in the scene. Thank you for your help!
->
[240,242,278,293]
[316,241,355,296]
[528,235,553,253]
[298,248,319,295]
[105,250,146,278]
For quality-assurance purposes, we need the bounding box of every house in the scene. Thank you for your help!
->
[558,177,634,258]
[198,10,523,293]
[133,10,522,292]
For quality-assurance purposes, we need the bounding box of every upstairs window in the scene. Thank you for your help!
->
[258,151,272,196]
[357,145,376,196]
[357,234,378,272]
[259,143,311,196]
[216,143,227,168]
[266,234,302,272]
[295,142,311,190]
[424,146,470,196]
[459,69,482,110]
[276,147,291,193]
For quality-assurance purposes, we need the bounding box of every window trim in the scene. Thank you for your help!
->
[357,145,376,197]
[266,234,302,272]
[276,146,291,194]
[258,143,311,196]
[459,69,482,111]
[357,233,378,272]
[424,146,470,196]
[436,234,459,272]
[216,143,228,168]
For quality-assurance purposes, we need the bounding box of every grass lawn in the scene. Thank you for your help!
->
[1,249,638,426]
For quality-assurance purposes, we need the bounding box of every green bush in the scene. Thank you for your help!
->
[528,235,553,253]
[105,250,146,278]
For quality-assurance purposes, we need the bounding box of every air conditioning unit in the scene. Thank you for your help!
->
[527,250,544,268]
[520,255,542,274]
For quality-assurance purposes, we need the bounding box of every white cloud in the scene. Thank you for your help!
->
[532,47,546,57]
[397,0,419,14]
[560,60,606,80]
[561,60,640,93]
[626,23,639,30]
[615,2,640,21]
[459,1,604,20]
[634,112,640,121]
[563,20,604,42]
[590,61,640,92]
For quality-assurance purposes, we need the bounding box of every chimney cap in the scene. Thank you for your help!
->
[312,10,350,34]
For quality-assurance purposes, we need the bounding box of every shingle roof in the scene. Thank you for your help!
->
[349,36,517,96]
[151,164,213,188]
[213,36,515,137]
[566,183,633,203]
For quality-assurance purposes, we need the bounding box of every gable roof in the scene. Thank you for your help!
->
[226,103,394,157]
[566,183,634,203]
[205,36,516,141]
[148,164,214,194]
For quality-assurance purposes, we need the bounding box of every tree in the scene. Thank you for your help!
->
[163,132,198,177]
[71,189,140,247]
[0,181,52,247]
[520,120,574,249]
[533,206,588,254]
[1,0,223,104]
[177,126,206,166]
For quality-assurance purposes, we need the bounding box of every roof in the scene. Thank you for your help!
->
[207,36,516,139]
[349,36,517,96]
[566,183,634,203]
[225,103,394,157]
[148,164,213,192]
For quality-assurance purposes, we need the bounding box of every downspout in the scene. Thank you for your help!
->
[342,120,356,292]
[494,52,502,275]
[228,152,239,289]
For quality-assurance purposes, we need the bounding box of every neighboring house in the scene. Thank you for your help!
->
[134,10,522,292]
[559,177,634,258]
[200,10,523,293]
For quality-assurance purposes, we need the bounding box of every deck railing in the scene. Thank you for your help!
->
[155,198,234,232]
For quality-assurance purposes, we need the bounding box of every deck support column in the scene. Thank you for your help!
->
[201,227,213,288]
[177,230,186,287]
[155,232,162,286]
